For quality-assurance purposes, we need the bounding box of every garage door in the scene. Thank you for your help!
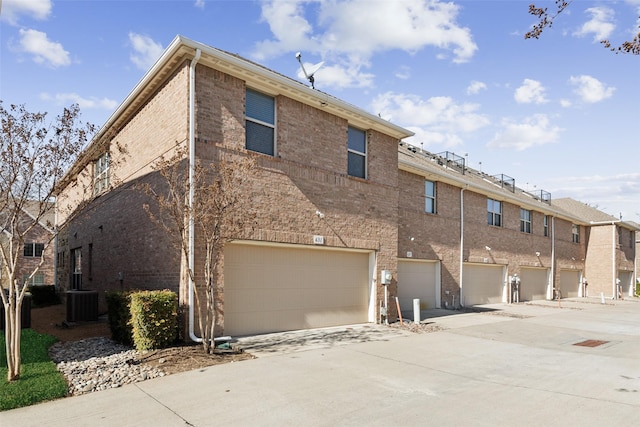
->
[397,260,439,310]
[559,270,580,298]
[224,243,371,336]
[520,268,549,301]
[463,264,505,306]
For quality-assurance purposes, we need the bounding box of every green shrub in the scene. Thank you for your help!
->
[129,290,178,351]
[105,291,133,346]
[27,285,60,307]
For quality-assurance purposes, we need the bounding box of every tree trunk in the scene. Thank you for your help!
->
[4,291,23,382]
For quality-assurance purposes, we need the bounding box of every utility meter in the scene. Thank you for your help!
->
[381,270,392,285]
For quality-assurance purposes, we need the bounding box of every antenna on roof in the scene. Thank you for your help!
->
[295,52,324,89]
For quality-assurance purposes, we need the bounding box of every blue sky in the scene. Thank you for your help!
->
[2,0,639,220]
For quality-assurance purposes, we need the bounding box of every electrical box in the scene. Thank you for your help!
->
[381,270,392,285]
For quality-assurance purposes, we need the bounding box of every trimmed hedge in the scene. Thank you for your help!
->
[129,290,178,351]
[105,291,133,346]
[27,285,60,307]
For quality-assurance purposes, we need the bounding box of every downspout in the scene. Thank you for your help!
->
[550,216,555,300]
[612,223,617,299]
[459,187,466,308]
[188,48,202,342]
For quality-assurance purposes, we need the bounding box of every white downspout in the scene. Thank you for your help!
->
[550,216,555,300]
[188,48,202,342]
[459,187,466,308]
[612,224,617,299]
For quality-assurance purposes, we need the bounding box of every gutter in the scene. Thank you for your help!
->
[188,48,202,343]
[459,187,466,308]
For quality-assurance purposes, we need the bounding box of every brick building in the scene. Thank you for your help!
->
[55,36,638,339]
[1,201,55,289]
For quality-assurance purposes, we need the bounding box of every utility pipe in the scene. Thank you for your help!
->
[459,187,466,308]
[188,48,202,343]
[550,216,555,300]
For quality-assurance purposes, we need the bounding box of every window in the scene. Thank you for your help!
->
[520,209,532,233]
[245,88,275,156]
[23,273,45,286]
[94,152,110,195]
[24,242,44,257]
[425,180,436,214]
[347,126,367,179]
[487,199,502,227]
[572,224,580,243]
[544,215,550,237]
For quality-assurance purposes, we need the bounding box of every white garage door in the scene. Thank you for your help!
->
[463,264,505,306]
[224,243,371,336]
[559,270,580,298]
[397,260,439,310]
[520,268,549,301]
[618,271,633,297]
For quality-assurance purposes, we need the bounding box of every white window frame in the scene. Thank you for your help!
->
[572,224,580,243]
[347,126,367,179]
[23,273,45,286]
[94,152,110,195]
[425,180,436,214]
[24,242,44,258]
[543,215,549,237]
[520,208,532,234]
[487,198,502,227]
[245,88,276,156]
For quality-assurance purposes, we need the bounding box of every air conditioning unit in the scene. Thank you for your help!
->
[66,290,98,322]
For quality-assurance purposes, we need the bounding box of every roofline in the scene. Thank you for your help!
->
[399,156,582,223]
[93,35,413,155]
[58,35,413,189]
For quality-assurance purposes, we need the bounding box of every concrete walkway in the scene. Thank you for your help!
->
[3,298,640,426]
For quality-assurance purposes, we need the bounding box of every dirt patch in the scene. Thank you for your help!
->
[29,304,254,375]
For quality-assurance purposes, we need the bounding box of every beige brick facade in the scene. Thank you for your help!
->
[55,36,637,337]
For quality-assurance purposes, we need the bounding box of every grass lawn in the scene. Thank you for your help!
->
[0,329,68,411]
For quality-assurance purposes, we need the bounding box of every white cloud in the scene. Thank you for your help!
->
[0,0,52,25]
[253,0,477,89]
[128,33,164,71]
[194,0,205,9]
[372,92,489,148]
[545,172,640,219]
[299,62,375,89]
[569,75,615,103]
[466,81,487,95]
[514,79,547,104]
[40,92,118,110]
[395,66,411,80]
[17,29,70,68]
[559,99,572,108]
[573,7,616,41]
[488,114,562,151]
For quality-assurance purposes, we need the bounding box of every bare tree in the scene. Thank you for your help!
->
[0,102,94,381]
[525,1,640,55]
[141,144,257,354]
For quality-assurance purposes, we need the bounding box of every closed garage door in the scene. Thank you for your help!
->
[463,264,505,306]
[397,260,439,310]
[559,270,580,298]
[520,268,549,301]
[224,243,371,336]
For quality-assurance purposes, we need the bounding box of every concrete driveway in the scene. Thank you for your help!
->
[3,298,640,426]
